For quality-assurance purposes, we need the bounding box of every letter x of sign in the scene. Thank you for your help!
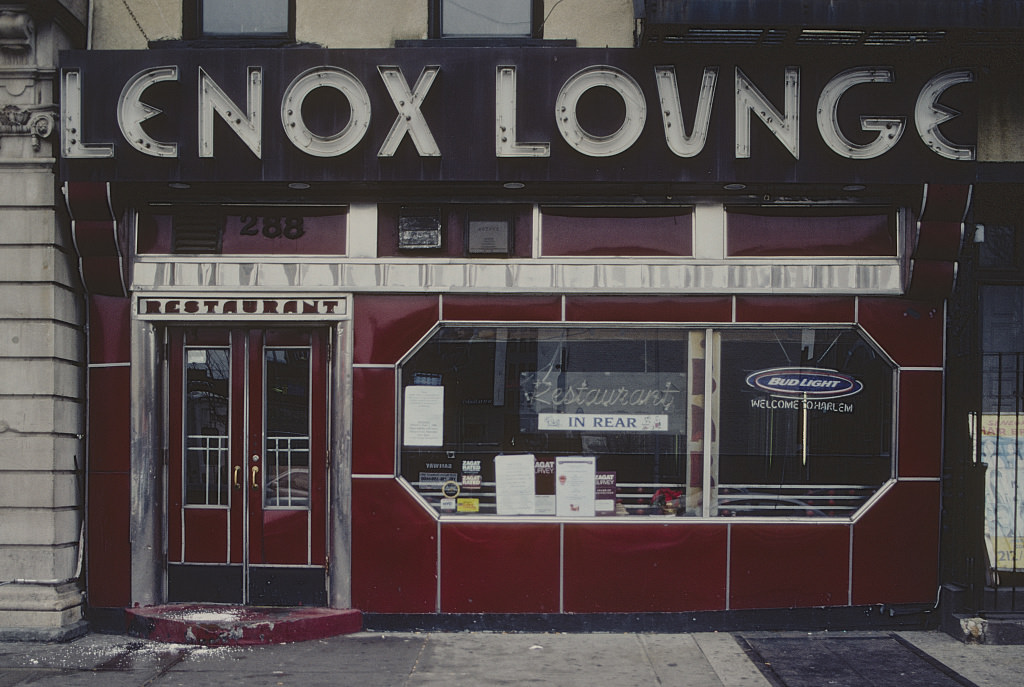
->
[377,65,441,157]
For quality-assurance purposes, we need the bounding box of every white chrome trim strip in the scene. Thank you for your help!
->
[133,258,904,295]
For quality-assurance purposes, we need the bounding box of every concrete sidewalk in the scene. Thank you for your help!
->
[1,630,1022,686]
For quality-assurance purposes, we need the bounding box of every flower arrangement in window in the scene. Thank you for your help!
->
[651,488,683,515]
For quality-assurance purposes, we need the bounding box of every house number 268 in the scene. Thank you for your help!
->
[238,216,306,240]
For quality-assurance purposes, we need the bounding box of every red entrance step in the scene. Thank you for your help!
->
[126,605,363,645]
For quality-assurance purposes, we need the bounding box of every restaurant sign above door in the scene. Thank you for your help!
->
[137,295,350,320]
[60,47,977,185]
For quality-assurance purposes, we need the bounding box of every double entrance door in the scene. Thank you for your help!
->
[167,327,329,605]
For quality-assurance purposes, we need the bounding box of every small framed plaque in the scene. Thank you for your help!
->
[398,206,443,250]
[466,209,512,256]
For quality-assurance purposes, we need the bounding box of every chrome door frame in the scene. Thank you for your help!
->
[132,293,353,608]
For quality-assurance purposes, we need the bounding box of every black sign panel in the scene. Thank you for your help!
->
[59,46,978,185]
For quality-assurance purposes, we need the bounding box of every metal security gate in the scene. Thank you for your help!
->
[943,201,1024,618]
[977,345,1024,611]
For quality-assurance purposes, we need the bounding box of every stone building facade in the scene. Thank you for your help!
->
[4,1,1024,639]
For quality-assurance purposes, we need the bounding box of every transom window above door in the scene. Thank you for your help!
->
[184,0,294,39]
[436,0,540,38]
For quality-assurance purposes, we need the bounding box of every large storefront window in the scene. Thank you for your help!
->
[399,326,894,519]
[717,330,894,517]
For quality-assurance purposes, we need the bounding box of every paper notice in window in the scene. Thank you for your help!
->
[556,456,596,517]
[495,454,536,515]
[403,385,444,446]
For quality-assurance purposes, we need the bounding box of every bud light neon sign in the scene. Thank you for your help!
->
[745,367,863,399]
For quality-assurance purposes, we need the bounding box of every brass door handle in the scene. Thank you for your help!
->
[233,466,242,489]
[251,465,260,488]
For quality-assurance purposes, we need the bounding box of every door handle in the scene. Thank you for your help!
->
[251,465,260,489]
[233,466,242,489]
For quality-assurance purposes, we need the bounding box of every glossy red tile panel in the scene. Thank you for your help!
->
[907,260,957,301]
[183,509,230,563]
[920,184,971,222]
[442,295,562,322]
[440,523,560,613]
[353,295,439,364]
[898,370,944,478]
[80,257,126,297]
[87,366,131,473]
[65,181,113,221]
[351,478,437,613]
[565,296,732,323]
[352,367,397,476]
[857,298,944,368]
[563,524,728,612]
[542,210,693,257]
[727,209,895,257]
[86,471,131,607]
[735,297,856,323]
[88,295,130,364]
[914,221,964,261]
[74,220,119,257]
[261,510,311,565]
[730,524,850,609]
[852,481,940,605]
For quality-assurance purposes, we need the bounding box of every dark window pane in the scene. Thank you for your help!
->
[202,0,289,35]
[727,207,896,257]
[441,0,532,37]
[400,327,693,516]
[541,207,693,257]
[185,347,230,506]
[717,329,893,516]
[264,347,311,509]
[979,224,1019,269]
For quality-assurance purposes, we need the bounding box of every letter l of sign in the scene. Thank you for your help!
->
[61,69,115,158]
[495,66,550,157]
[378,65,441,157]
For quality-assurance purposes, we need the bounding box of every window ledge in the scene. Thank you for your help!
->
[396,38,576,48]
[148,38,316,49]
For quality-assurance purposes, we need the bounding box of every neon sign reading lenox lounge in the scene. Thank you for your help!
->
[61,61,974,163]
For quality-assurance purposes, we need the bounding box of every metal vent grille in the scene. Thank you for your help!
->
[863,30,948,45]
[796,29,865,45]
[173,215,224,254]
[641,25,1017,47]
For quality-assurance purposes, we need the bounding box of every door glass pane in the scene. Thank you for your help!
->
[201,0,289,35]
[185,347,230,506]
[264,347,311,508]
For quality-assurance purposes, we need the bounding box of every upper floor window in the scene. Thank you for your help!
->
[436,0,540,39]
[184,0,294,39]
